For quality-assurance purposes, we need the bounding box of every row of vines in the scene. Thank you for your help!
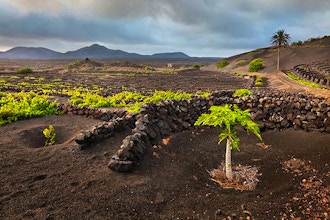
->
[0,74,210,126]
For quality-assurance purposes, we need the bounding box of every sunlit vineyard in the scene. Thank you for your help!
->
[0,74,211,125]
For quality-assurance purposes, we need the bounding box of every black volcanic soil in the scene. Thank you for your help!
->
[0,60,329,219]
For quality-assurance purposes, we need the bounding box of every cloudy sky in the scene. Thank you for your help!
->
[0,0,329,57]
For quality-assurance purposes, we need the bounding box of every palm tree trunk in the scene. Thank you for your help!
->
[225,138,233,179]
[277,46,280,72]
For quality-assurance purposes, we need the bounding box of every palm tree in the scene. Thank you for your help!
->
[271,29,291,72]
[194,104,262,179]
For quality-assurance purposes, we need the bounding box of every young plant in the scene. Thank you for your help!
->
[194,104,262,179]
[43,125,56,146]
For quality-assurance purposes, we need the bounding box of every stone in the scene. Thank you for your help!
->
[130,141,145,160]
[182,121,190,129]
[265,122,276,129]
[306,112,317,120]
[293,118,302,126]
[108,155,134,172]
[135,120,147,131]
[293,102,301,109]
[280,119,290,128]
[147,127,157,139]
[75,134,86,145]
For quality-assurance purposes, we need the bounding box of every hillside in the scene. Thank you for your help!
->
[217,36,330,73]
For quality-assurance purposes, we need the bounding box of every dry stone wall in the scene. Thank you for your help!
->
[60,90,330,172]
[293,63,330,88]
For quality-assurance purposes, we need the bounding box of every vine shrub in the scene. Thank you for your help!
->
[235,60,246,66]
[17,67,33,74]
[254,76,263,87]
[248,58,264,72]
[232,89,253,98]
[217,60,229,68]
[287,73,322,89]
[43,125,56,146]
[68,90,208,113]
[191,64,200,69]
[126,90,193,113]
[0,91,60,126]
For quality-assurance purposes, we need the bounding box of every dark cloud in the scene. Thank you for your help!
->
[0,0,329,56]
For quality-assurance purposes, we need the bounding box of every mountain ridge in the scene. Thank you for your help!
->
[0,44,194,60]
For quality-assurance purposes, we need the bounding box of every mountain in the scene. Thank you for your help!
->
[0,44,192,60]
[63,44,142,59]
[0,47,62,59]
[150,52,190,59]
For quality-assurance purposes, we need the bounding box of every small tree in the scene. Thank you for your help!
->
[194,104,262,179]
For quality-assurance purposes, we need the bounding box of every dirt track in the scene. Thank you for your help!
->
[264,71,330,97]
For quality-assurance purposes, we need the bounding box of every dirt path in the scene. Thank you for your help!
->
[265,71,330,97]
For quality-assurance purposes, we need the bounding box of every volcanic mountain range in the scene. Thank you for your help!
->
[0,44,191,60]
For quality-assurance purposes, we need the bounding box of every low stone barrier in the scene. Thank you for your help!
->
[61,91,330,172]
[293,64,330,88]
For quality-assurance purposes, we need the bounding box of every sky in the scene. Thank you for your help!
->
[0,0,329,57]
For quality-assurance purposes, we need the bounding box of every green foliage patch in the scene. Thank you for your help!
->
[68,89,209,113]
[235,60,246,66]
[0,91,60,126]
[232,89,253,98]
[125,90,193,113]
[254,76,263,87]
[217,60,229,68]
[287,73,322,89]
[17,67,33,74]
[248,58,264,72]
[191,64,200,69]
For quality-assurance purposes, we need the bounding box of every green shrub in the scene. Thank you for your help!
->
[162,70,178,75]
[235,60,246,66]
[144,66,152,72]
[255,81,263,87]
[17,67,33,74]
[217,60,229,68]
[191,64,200,69]
[232,89,253,97]
[248,58,263,72]
[68,60,80,69]
[254,76,263,87]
